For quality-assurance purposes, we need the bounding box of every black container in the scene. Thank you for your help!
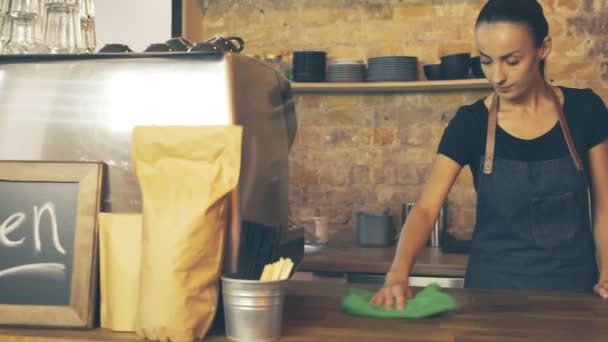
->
[440,229,471,254]
[470,56,485,78]
[423,63,442,80]
[292,51,327,82]
[98,44,133,53]
[440,53,471,80]
[144,43,173,52]
[165,37,192,51]
[356,209,395,247]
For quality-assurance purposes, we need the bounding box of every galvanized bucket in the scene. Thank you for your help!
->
[221,276,287,342]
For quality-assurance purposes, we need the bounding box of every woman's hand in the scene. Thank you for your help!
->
[369,271,413,310]
[594,276,608,299]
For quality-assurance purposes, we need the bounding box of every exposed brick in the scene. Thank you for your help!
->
[289,166,318,185]
[290,206,319,222]
[567,13,608,36]
[326,95,361,108]
[433,3,467,17]
[369,185,421,205]
[319,205,354,225]
[394,4,434,19]
[288,185,306,206]
[372,161,397,185]
[313,147,375,167]
[397,164,430,185]
[371,184,399,203]
[350,165,371,184]
[305,185,368,206]
[550,39,591,59]
[295,95,322,110]
[401,147,434,164]
[311,107,371,126]
[327,44,366,60]
[293,126,324,147]
[196,0,607,237]
[363,4,393,21]
[404,123,435,146]
[334,7,361,22]
[583,0,608,12]
[325,127,358,147]
[298,9,332,26]
[355,128,373,146]
[372,127,396,146]
[590,38,608,58]
[318,166,349,186]
[361,95,384,106]
[288,148,315,166]
[371,106,399,127]
[547,61,601,80]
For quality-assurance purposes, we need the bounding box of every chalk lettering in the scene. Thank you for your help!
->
[0,263,65,280]
[0,202,65,255]
[0,212,26,247]
[34,202,65,255]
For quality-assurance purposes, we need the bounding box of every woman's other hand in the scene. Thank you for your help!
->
[594,276,608,299]
[369,271,413,310]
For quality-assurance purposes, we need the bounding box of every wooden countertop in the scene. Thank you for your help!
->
[300,239,468,277]
[1,281,607,341]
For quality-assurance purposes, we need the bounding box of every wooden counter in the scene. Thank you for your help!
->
[300,241,468,277]
[1,281,607,341]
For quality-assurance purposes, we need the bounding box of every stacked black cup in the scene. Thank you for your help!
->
[292,51,327,82]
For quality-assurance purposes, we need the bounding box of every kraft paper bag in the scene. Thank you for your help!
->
[98,213,142,332]
[131,126,242,342]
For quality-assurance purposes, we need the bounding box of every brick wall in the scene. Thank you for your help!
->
[185,0,608,239]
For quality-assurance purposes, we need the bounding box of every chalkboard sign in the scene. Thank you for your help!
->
[0,161,104,329]
[0,180,78,306]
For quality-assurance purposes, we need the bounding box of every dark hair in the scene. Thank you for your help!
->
[475,0,549,78]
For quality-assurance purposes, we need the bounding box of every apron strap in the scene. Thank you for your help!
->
[548,88,584,171]
[483,93,499,174]
[483,86,584,175]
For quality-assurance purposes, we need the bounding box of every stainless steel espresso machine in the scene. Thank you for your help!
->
[0,52,303,274]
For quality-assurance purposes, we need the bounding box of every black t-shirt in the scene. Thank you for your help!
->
[437,86,608,187]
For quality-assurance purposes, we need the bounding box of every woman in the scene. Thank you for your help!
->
[371,0,608,310]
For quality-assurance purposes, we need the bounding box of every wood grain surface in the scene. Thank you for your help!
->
[1,280,606,341]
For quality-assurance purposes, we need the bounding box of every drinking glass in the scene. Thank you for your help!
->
[43,0,80,53]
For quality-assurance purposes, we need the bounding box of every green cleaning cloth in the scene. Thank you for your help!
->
[340,283,458,318]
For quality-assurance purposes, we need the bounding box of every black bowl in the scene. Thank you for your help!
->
[423,64,442,80]
[165,37,192,52]
[440,53,471,80]
[98,44,133,53]
[144,43,173,52]
[470,56,485,78]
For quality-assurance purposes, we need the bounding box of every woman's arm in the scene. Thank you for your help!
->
[389,154,463,276]
[370,154,463,310]
[588,140,608,298]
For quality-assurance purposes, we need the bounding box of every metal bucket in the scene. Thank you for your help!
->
[221,276,287,342]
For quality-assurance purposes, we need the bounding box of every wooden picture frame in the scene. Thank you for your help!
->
[0,161,104,328]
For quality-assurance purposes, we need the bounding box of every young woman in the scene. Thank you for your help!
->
[371,0,608,309]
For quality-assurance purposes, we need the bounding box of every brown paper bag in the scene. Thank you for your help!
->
[131,126,242,342]
[98,213,142,332]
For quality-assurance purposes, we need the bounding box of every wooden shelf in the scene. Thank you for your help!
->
[290,78,493,94]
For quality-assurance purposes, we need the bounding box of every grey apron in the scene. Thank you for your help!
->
[464,89,598,293]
